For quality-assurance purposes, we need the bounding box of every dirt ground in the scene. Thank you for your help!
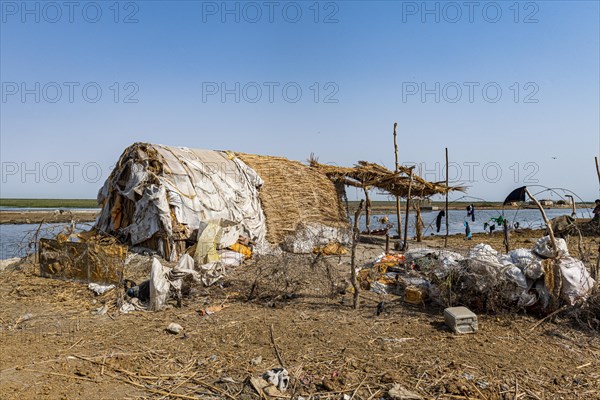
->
[1,231,599,400]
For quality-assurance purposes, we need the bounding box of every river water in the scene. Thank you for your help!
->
[0,221,94,260]
[358,208,592,238]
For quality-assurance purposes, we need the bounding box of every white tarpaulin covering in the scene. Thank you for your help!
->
[97,144,267,260]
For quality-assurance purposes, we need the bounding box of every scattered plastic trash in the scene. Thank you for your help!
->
[119,298,146,314]
[251,356,263,366]
[92,304,109,316]
[262,368,289,391]
[119,302,136,314]
[477,380,489,389]
[219,250,245,267]
[88,283,116,295]
[404,286,427,304]
[462,372,475,380]
[388,383,423,399]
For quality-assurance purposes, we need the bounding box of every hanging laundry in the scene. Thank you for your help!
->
[464,221,472,240]
[436,210,445,233]
[466,204,476,222]
[490,216,506,226]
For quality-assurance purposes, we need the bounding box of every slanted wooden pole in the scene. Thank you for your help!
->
[565,195,576,218]
[402,170,414,251]
[393,122,402,240]
[525,188,558,256]
[444,148,449,248]
[350,200,364,310]
[364,187,371,234]
[595,156,600,186]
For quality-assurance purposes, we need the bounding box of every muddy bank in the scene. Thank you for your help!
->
[0,210,98,225]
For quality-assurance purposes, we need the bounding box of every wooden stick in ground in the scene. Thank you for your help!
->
[364,187,371,234]
[503,219,510,253]
[402,170,413,251]
[444,148,449,248]
[393,122,402,240]
[525,188,558,256]
[415,203,423,243]
[269,324,286,368]
[351,200,364,310]
[529,305,568,331]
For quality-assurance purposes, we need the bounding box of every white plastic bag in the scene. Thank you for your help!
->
[149,258,170,311]
[558,257,596,305]
[532,236,569,258]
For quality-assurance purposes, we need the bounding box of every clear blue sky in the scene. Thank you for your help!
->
[1,0,599,202]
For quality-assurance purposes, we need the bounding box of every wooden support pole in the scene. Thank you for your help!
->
[525,188,558,256]
[444,148,449,248]
[393,122,402,240]
[402,170,414,251]
[594,251,599,282]
[503,219,510,253]
[364,188,371,234]
[385,234,390,254]
[351,200,364,310]
[415,203,423,243]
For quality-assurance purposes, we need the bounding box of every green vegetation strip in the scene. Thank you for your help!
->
[0,199,99,208]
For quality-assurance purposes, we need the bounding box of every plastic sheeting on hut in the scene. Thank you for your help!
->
[95,143,349,260]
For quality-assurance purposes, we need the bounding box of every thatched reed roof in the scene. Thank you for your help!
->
[309,158,465,198]
[235,153,348,244]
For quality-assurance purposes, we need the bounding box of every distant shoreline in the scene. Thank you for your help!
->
[0,199,99,208]
[347,200,592,214]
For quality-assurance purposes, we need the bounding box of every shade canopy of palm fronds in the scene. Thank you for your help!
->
[309,157,465,198]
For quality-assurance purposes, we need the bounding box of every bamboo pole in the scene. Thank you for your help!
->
[393,122,402,240]
[402,170,413,251]
[364,188,371,234]
[350,200,364,310]
[525,188,557,256]
[444,148,449,248]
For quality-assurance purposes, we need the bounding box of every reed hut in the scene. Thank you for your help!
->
[95,143,348,260]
